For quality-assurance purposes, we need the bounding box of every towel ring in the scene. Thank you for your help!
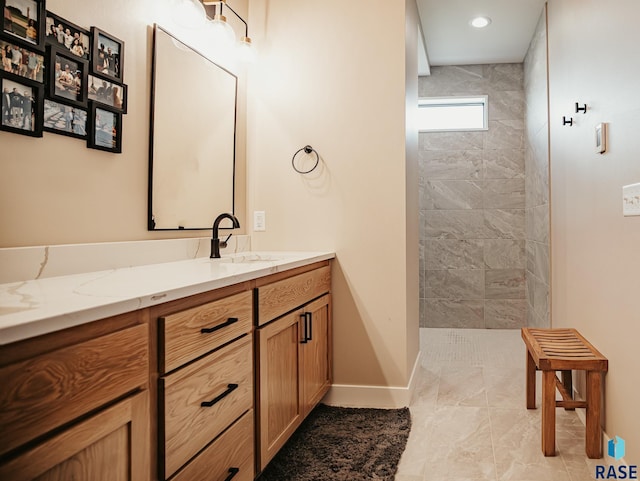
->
[292,145,319,174]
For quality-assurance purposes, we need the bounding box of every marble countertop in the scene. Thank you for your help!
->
[0,251,335,345]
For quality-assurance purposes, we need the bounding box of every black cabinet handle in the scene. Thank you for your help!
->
[224,467,240,481]
[201,317,238,334]
[306,312,313,341]
[300,314,308,343]
[201,383,238,407]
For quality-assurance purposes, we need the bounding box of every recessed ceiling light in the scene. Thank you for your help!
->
[470,16,491,28]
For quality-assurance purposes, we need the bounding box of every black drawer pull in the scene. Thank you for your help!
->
[224,468,240,481]
[300,314,308,344]
[201,317,238,334]
[201,383,238,407]
[306,312,313,341]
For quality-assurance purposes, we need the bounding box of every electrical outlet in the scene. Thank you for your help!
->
[254,211,266,231]
[623,183,640,216]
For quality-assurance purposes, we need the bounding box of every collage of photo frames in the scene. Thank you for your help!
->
[1,0,126,153]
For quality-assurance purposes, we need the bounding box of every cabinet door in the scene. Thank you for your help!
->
[301,294,332,417]
[256,311,304,471]
[0,323,148,458]
[0,391,149,481]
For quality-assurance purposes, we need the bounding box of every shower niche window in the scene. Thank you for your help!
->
[418,96,488,132]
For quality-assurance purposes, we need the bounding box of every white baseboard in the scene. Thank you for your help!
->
[322,350,422,409]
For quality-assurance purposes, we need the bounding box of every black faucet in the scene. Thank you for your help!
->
[210,213,240,258]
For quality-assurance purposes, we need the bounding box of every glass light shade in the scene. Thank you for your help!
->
[208,14,236,46]
[173,0,207,29]
[236,36,257,64]
[470,16,491,28]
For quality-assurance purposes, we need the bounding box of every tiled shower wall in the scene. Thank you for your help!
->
[418,64,526,328]
[524,8,551,328]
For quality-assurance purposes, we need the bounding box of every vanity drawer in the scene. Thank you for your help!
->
[0,323,148,457]
[160,335,253,479]
[172,410,254,481]
[160,290,252,373]
[257,265,331,325]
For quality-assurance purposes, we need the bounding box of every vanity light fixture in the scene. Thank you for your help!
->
[173,0,208,28]
[470,16,491,28]
[202,0,256,61]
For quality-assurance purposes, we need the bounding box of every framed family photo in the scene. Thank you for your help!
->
[91,27,123,82]
[1,0,45,51]
[1,71,43,136]
[44,11,90,61]
[43,97,86,139]
[1,38,44,82]
[47,44,87,107]
[88,102,121,153]
[88,73,126,113]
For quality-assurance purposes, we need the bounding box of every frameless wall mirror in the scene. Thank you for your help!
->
[149,24,237,230]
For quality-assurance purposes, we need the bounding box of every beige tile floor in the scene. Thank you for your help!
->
[395,328,619,481]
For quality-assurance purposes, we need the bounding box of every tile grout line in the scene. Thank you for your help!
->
[421,363,441,481]
[481,345,501,481]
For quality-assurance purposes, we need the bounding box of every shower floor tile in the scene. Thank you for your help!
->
[396,328,604,481]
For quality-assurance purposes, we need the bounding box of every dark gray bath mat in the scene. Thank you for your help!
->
[257,403,411,481]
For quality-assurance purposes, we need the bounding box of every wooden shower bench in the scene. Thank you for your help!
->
[521,328,608,458]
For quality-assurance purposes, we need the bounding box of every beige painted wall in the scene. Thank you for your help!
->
[246,0,420,389]
[2,0,421,392]
[548,0,640,463]
[405,0,421,382]
[0,0,247,247]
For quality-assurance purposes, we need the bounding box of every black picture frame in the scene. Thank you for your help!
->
[0,70,43,137]
[87,102,121,153]
[43,97,87,139]
[44,11,90,61]
[1,38,45,82]
[1,0,45,51]
[90,27,123,82]
[88,73,126,113]
[46,44,88,107]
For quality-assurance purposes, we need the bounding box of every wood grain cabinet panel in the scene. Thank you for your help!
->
[172,410,254,481]
[160,335,253,479]
[257,265,330,326]
[0,323,148,458]
[160,291,253,373]
[301,295,332,416]
[0,391,149,481]
[256,291,332,471]
[257,312,304,469]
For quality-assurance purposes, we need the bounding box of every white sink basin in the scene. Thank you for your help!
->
[207,252,303,265]
[220,253,287,263]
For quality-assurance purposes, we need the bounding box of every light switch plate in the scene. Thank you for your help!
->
[623,183,640,216]
[254,211,266,231]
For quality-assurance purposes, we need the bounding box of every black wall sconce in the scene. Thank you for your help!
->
[575,103,588,114]
[202,0,253,53]
[563,116,574,126]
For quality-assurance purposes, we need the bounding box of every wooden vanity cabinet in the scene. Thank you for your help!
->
[0,257,332,481]
[155,287,254,481]
[255,264,332,472]
[0,312,150,481]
